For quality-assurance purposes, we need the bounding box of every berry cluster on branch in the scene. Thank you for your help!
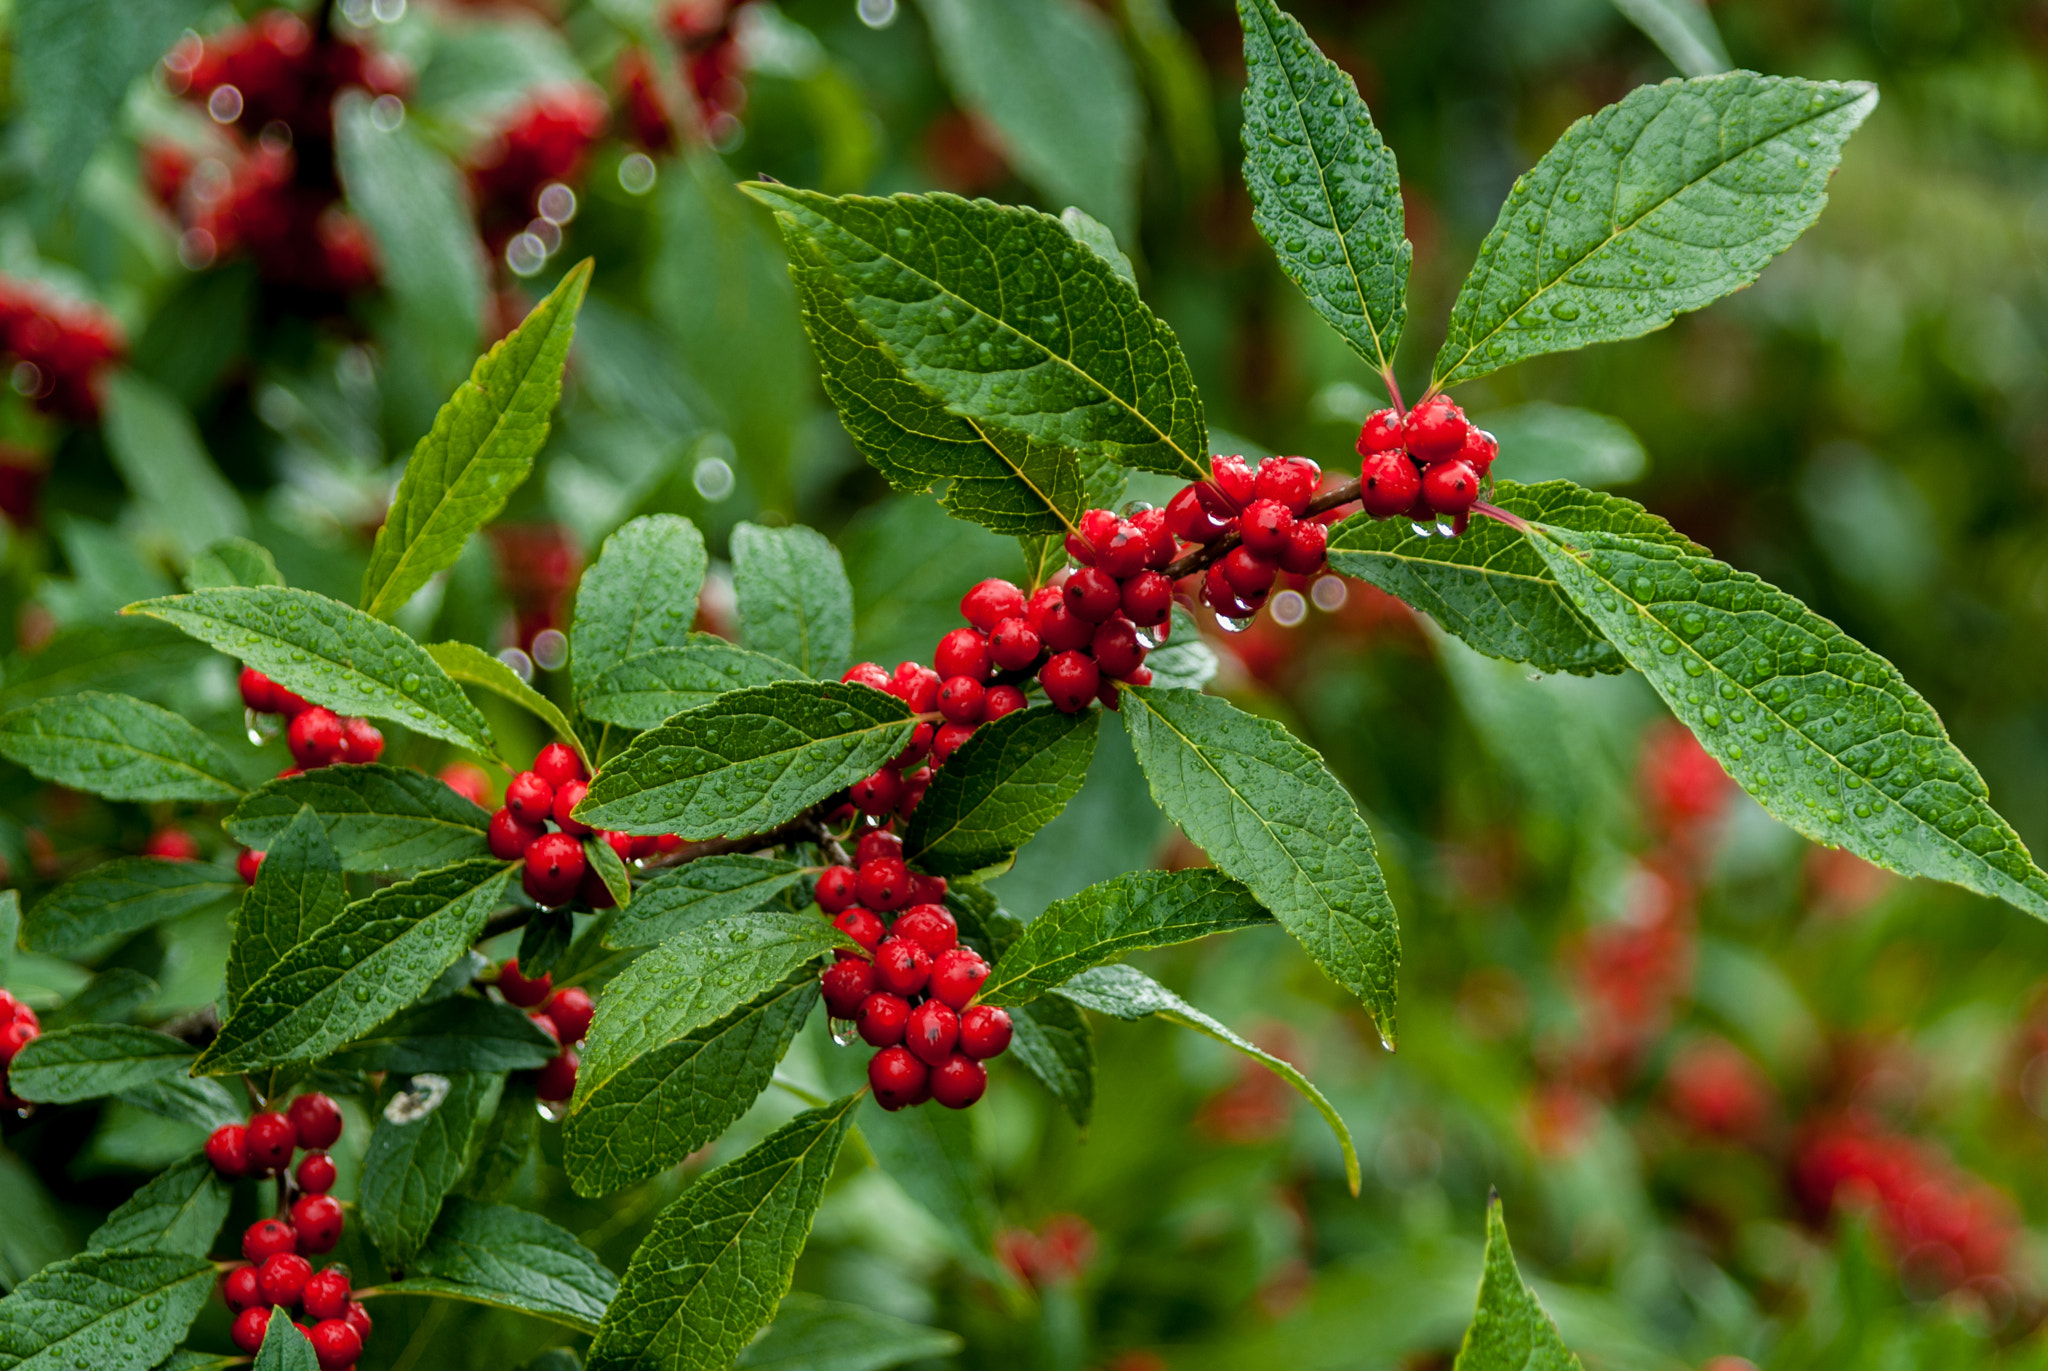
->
[493,957,594,1103]
[486,742,683,908]
[1354,395,1498,531]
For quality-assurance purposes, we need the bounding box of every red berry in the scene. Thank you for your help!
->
[888,663,941,713]
[854,831,900,865]
[232,1306,273,1355]
[904,999,960,1066]
[487,808,544,861]
[270,681,311,716]
[0,1018,33,1063]
[930,1054,988,1109]
[842,661,892,691]
[1068,508,1120,565]
[530,1012,560,1046]
[928,947,991,1009]
[1356,408,1405,456]
[906,872,949,905]
[937,676,985,725]
[238,848,266,885]
[1165,484,1232,542]
[533,740,586,788]
[1036,599,1094,653]
[815,866,858,913]
[868,1044,929,1111]
[1091,618,1146,680]
[1062,567,1121,624]
[206,1124,249,1176]
[1120,571,1173,626]
[551,779,593,837]
[291,1194,344,1253]
[857,857,910,912]
[1131,506,1177,567]
[874,937,932,996]
[345,1302,372,1341]
[984,684,1028,721]
[498,959,552,1008]
[988,616,1043,672]
[933,628,991,683]
[289,1092,343,1150]
[1097,520,1152,579]
[1256,455,1321,513]
[143,828,202,862]
[311,1318,362,1370]
[821,959,876,1018]
[339,717,383,764]
[247,1111,297,1172]
[1209,455,1256,508]
[439,762,493,807]
[295,1151,336,1195]
[535,1048,579,1101]
[1277,519,1329,576]
[1422,458,1481,515]
[834,907,886,952]
[224,1264,267,1312]
[504,771,554,825]
[959,1004,1013,1059]
[243,1218,298,1263]
[850,767,903,815]
[889,904,958,956]
[857,991,910,1046]
[1221,546,1278,597]
[258,1251,312,1304]
[1405,395,1468,462]
[960,578,1026,631]
[899,770,931,818]
[1039,651,1099,713]
[239,667,278,713]
[287,707,346,769]
[893,720,935,768]
[932,722,975,765]
[1457,426,1499,473]
[524,832,587,907]
[545,986,595,1043]
[1360,449,1421,518]
[1238,498,1296,557]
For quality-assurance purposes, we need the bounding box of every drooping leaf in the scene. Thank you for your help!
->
[0,1248,215,1371]
[125,587,495,756]
[1325,480,1702,675]
[1451,1195,1584,1371]
[1237,0,1410,374]
[7,1026,197,1104]
[84,1155,230,1258]
[570,515,708,705]
[565,914,841,1196]
[856,1099,1001,1270]
[1524,517,2048,920]
[251,1309,318,1371]
[1006,996,1095,1129]
[731,523,855,681]
[358,1072,493,1267]
[1056,963,1360,1193]
[605,856,809,948]
[21,859,240,957]
[101,373,248,560]
[0,692,246,802]
[1610,0,1731,79]
[226,806,347,1015]
[572,681,915,838]
[426,642,586,767]
[185,537,286,591]
[735,1293,963,1371]
[225,764,492,873]
[586,1095,860,1371]
[1122,687,1399,1045]
[580,638,806,731]
[197,861,516,1075]
[0,620,211,709]
[903,705,1099,875]
[746,186,1206,480]
[1432,73,1877,388]
[985,869,1270,1004]
[360,261,590,618]
[376,1199,619,1333]
[327,996,560,1075]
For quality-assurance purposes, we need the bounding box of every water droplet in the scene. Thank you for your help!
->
[401,672,421,692]
[1214,613,1257,635]
[830,1017,858,1046]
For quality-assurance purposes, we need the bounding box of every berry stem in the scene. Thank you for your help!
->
[1382,368,1407,419]
[1472,500,1530,534]
[1160,476,1363,581]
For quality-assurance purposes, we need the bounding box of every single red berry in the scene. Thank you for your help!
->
[269,681,311,716]
[1422,458,1481,516]
[984,684,1028,721]
[339,717,383,765]
[932,722,975,765]
[1222,546,1278,597]
[857,991,910,1046]
[959,1004,1013,1059]
[302,1266,356,1319]
[874,937,932,996]
[1097,520,1152,579]
[842,661,892,691]
[936,676,985,725]
[821,959,876,1018]
[853,830,900,865]
[291,1195,344,1254]
[295,1151,336,1195]
[545,986,595,1043]
[1130,506,1177,567]
[498,959,552,1008]
[439,762,493,807]
[232,1306,273,1355]
[931,1054,988,1109]
[143,828,202,862]
[857,857,910,912]
[933,628,992,683]
[237,848,266,885]
[987,616,1043,672]
[525,831,587,907]
[1405,395,1469,462]
[1035,599,1094,654]
[223,1264,267,1312]
[239,666,279,713]
[487,808,544,861]
[533,740,586,788]
[1120,571,1173,626]
[246,1111,297,1173]
[889,904,958,956]
[311,1318,362,1371]
[1062,567,1121,624]
[504,771,554,825]
[0,1018,33,1063]
[1210,454,1257,508]
[1239,498,1296,557]
[535,1048,579,1101]
[1039,651,1100,713]
[287,707,346,769]
[1457,426,1499,474]
[815,866,858,913]
[960,578,1026,631]
[345,1301,372,1341]
[530,1011,561,1046]
[850,766,903,815]
[1091,618,1146,680]
[1256,455,1321,513]
[1165,484,1232,542]
[206,1123,249,1177]
[257,1251,312,1305]
[928,947,991,1009]
[833,907,887,952]
[893,719,935,768]
[1277,519,1329,576]
[288,1092,343,1150]
[549,778,591,836]
[906,872,949,905]
[1356,408,1405,456]
[868,1044,929,1110]
[904,999,960,1067]
[888,662,941,713]
[236,1218,292,1266]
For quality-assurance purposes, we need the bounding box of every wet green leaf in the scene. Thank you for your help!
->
[732,523,854,681]
[227,806,346,1015]
[377,1199,619,1333]
[225,764,492,873]
[605,856,808,948]
[0,692,245,802]
[571,515,708,706]
[903,705,1098,876]
[359,1072,494,1267]
[0,1248,214,1371]
[1451,1195,1583,1370]
[21,859,240,957]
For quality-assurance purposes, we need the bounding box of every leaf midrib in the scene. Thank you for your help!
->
[3,704,244,795]
[595,707,911,817]
[575,955,819,1103]
[22,1260,209,1367]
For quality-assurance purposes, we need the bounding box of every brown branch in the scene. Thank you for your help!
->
[1160,477,1363,581]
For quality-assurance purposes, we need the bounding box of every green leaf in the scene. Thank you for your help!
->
[1056,963,1360,1193]
[185,537,286,592]
[227,807,347,1015]
[22,859,240,957]
[8,1026,197,1104]
[225,764,492,873]
[605,856,810,948]
[0,891,17,986]
[152,1353,241,1371]
[1007,996,1095,1129]
[0,620,211,709]
[464,1076,540,1203]
[565,914,840,1196]
[1452,1195,1583,1371]
[580,639,807,731]
[85,1155,230,1258]
[746,186,1206,480]
[1122,687,1400,1045]
[251,1309,318,1371]
[1478,404,1646,488]
[1610,0,1730,79]
[375,1198,619,1334]
[1432,73,1877,388]
[327,996,559,1075]
[517,908,575,980]
[1325,480,1702,675]
[425,641,586,767]
[0,692,245,802]
[125,587,495,757]
[731,523,855,681]
[116,1076,243,1131]
[1236,0,1410,375]
[102,374,248,560]
[197,860,516,1075]
[985,869,1270,1004]
[571,515,708,706]
[45,969,158,1030]
[588,1095,860,1371]
[856,1099,1000,1269]
[903,705,1098,876]
[573,682,916,838]
[0,1249,214,1371]
[586,835,633,909]
[1060,206,1136,283]
[735,1293,963,1371]
[359,262,591,619]
[915,0,1143,241]
[359,1072,493,1267]
[1524,517,2048,921]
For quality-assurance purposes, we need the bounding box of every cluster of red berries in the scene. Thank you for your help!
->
[468,89,608,248]
[1354,395,1498,530]
[164,11,403,141]
[494,958,594,1103]
[0,989,43,1111]
[813,831,1011,1111]
[662,0,758,137]
[238,666,385,776]
[1160,454,1336,620]
[486,742,681,909]
[204,1094,371,1367]
[0,278,124,423]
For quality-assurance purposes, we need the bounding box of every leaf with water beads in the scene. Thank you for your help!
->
[1450,1194,1583,1371]
[0,1248,216,1371]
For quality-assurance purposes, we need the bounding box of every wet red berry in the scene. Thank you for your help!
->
[498,959,552,1008]
[206,1124,249,1177]
[854,831,902,865]
[247,1112,297,1173]
[504,771,554,825]
[232,1306,273,1355]
[1277,519,1329,576]
[833,907,886,952]
[287,1092,342,1151]
[888,663,941,713]
[933,628,992,682]
[1091,618,1145,680]
[1039,651,1100,713]
[1256,455,1321,513]
[524,832,586,906]
[857,991,910,1046]
[857,858,910,912]
[1238,498,1296,556]
[905,999,960,1066]
[929,947,991,1009]
[821,959,876,1018]
[889,904,958,956]
[1036,599,1094,654]
[1165,484,1231,542]
[339,717,383,764]
[287,707,346,769]
[257,1251,312,1304]
[243,1218,298,1263]
[291,1194,344,1253]
[533,740,586,788]
[1120,571,1173,626]
[1456,426,1499,474]
[932,722,975,765]
[237,848,266,885]
[850,767,903,815]
[295,1151,336,1195]
[544,986,595,1043]
[1097,520,1153,579]
[1221,546,1277,597]
[1405,395,1468,462]
[988,616,1043,671]
[874,937,932,997]
[1359,450,1420,518]
[1210,455,1257,507]
[984,684,1028,721]
[868,1044,929,1110]
[551,778,593,837]
[1062,567,1122,624]
[937,676,985,725]
[815,865,858,913]
[1356,408,1405,456]
[842,661,892,691]
[223,1264,267,1312]
[311,1318,362,1370]
[960,578,1027,631]
[930,1054,988,1109]
[1422,458,1481,515]
[959,1004,1013,1059]
[535,1049,579,1101]
[302,1268,351,1322]
[239,667,279,713]
[345,1302,372,1341]
[488,808,545,861]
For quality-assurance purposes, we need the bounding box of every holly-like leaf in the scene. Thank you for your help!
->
[985,869,1270,1004]
[125,587,495,756]
[84,1155,229,1258]
[226,764,491,873]
[903,705,1099,875]
[1056,963,1360,1193]
[565,914,841,1196]
[1237,0,1410,375]
[360,262,591,618]
[7,1026,197,1104]
[102,373,248,561]
[1452,1195,1583,1371]
[1007,997,1096,1129]
[1432,73,1876,388]
[587,1094,860,1371]
[1122,687,1400,1045]
[735,1293,963,1371]
[375,1199,619,1333]
[0,692,245,802]
[1326,480,1702,675]
[582,640,804,733]
[747,186,1207,481]
[185,537,285,591]
[605,856,809,948]
[571,515,708,706]
[251,1309,318,1371]
[327,997,560,1075]
[197,860,516,1075]
[572,681,916,838]
[21,858,240,957]
[0,1249,214,1371]
[226,806,347,1015]
[359,1072,493,1267]
[426,642,586,767]
[731,523,855,681]
[1524,517,2048,920]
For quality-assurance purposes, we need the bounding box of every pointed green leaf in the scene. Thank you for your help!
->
[1122,687,1399,1044]
[22,858,240,956]
[185,537,285,591]
[573,681,916,838]
[1006,996,1095,1129]
[124,587,494,756]
[225,764,492,873]
[1610,0,1730,79]
[1237,0,1410,374]
[0,1249,214,1371]
[580,638,806,731]
[1452,1195,1583,1371]
[1524,518,2048,920]
[736,1293,963,1371]
[571,515,708,704]
[86,1155,230,1258]
[587,1094,860,1371]
[426,642,586,766]
[8,1026,197,1104]
[327,996,560,1075]
[361,262,591,618]
[986,869,1270,1004]
[605,856,810,948]
[1057,963,1359,1193]
[903,705,1099,876]
[0,692,245,802]
[376,1199,619,1333]
[359,1072,493,1267]
[227,807,346,1014]
[102,373,248,560]
[116,1076,243,1131]
[252,1309,318,1371]
[732,523,855,681]
[746,186,1206,480]
[586,835,632,908]
[1432,73,1876,388]
[856,1098,1000,1269]
[197,860,516,1075]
